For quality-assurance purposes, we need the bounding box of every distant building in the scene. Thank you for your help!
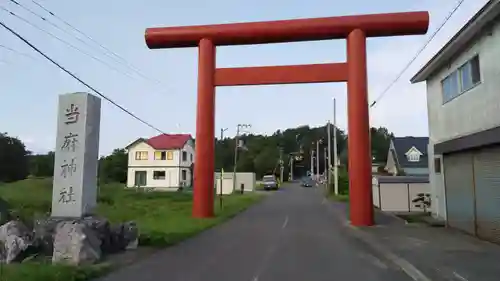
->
[385,137,429,176]
[411,0,500,243]
[125,134,194,191]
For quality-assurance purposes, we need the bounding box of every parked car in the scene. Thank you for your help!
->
[262,175,278,190]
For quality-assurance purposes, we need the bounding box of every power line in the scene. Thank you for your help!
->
[369,0,466,108]
[0,5,136,79]
[28,0,164,85]
[0,19,166,134]
[0,43,39,61]
[8,0,135,78]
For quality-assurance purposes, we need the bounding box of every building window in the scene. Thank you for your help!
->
[190,154,193,162]
[182,170,187,180]
[182,151,187,161]
[135,151,148,160]
[154,151,166,160]
[434,158,441,174]
[442,55,481,103]
[167,151,173,160]
[153,171,166,180]
[407,153,420,162]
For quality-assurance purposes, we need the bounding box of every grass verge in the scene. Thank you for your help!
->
[327,193,350,202]
[0,178,263,281]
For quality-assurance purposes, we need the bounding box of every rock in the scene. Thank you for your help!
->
[108,224,126,253]
[0,220,32,263]
[33,217,64,255]
[123,221,139,250]
[80,216,112,253]
[52,221,101,265]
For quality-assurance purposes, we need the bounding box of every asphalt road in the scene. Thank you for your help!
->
[98,183,413,281]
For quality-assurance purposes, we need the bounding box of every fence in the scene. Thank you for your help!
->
[372,175,430,213]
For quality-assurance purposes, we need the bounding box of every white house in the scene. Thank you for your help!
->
[125,134,194,190]
[385,137,429,176]
[411,0,500,243]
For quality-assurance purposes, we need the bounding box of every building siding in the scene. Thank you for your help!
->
[425,18,500,225]
[426,20,500,144]
[126,140,194,189]
[403,167,429,175]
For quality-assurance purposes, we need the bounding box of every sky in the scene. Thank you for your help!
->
[0,0,490,156]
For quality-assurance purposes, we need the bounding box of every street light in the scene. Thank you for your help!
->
[233,124,251,193]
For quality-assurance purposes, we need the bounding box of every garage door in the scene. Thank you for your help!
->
[444,152,475,234]
[473,146,500,243]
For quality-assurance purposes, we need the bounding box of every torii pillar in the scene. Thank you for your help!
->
[145,11,429,226]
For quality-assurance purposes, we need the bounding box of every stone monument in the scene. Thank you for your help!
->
[51,92,101,218]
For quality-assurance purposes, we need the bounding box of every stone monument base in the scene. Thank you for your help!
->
[0,215,139,265]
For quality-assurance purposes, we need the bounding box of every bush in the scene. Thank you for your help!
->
[327,168,349,195]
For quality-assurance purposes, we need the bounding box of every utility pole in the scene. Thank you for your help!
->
[333,98,339,195]
[324,147,328,179]
[316,139,322,181]
[310,145,314,179]
[219,128,228,209]
[233,124,251,192]
[327,120,332,188]
[279,147,284,184]
[289,154,294,181]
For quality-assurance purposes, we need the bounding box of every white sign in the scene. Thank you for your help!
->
[51,92,101,218]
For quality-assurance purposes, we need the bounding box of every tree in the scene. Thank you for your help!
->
[99,148,128,183]
[370,127,393,163]
[29,152,55,177]
[0,133,30,182]
[213,124,391,180]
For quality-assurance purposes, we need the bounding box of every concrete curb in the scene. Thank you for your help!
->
[323,201,433,281]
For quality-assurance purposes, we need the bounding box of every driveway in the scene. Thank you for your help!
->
[98,183,414,281]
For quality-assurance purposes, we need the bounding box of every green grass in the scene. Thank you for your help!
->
[396,213,431,224]
[327,193,350,202]
[0,178,263,281]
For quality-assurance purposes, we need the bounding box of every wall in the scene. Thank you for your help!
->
[126,140,194,189]
[426,19,500,144]
[427,143,446,220]
[372,177,430,212]
[214,172,256,194]
[403,167,429,175]
[127,167,180,190]
[425,19,500,222]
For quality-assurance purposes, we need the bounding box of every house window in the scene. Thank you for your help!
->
[153,171,166,180]
[434,158,441,174]
[190,154,193,162]
[407,153,420,162]
[441,55,481,103]
[182,170,187,180]
[135,151,148,160]
[154,151,166,160]
[167,151,173,160]
[182,151,187,161]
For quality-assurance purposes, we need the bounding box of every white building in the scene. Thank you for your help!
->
[411,0,500,243]
[125,134,194,190]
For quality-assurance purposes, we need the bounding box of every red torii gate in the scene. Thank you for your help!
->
[145,11,429,226]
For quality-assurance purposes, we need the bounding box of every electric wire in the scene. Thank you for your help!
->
[27,0,163,85]
[0,5,136,79]
[369,0,466,108]
[0,19,166,134]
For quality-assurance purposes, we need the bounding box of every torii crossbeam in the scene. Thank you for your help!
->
[144,11,429,226]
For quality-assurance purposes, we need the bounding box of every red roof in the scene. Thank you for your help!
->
[146,134,192,150]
